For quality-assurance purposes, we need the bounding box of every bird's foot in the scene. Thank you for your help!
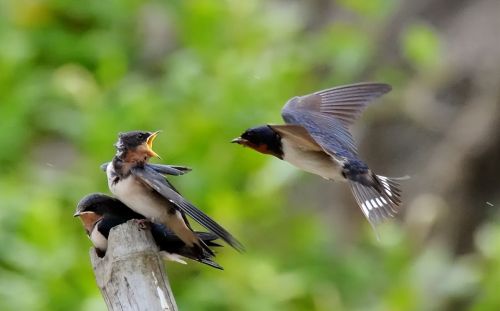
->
[136,219,151,230]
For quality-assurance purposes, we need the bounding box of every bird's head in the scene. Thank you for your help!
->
[74,194,112,235]
[232,125,283,159]
[114,130,161,163]
[74,193,118,218]
[74,194,143,235]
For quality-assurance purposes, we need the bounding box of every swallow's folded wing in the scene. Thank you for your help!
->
[100,162,191,176]
[151,224,224,270]
[147,164,192,176]
[130,165,244,252]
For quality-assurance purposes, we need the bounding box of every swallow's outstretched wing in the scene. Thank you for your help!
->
[280,83,401,226]
[130,165,244,252]
[282,83,392,127]
[281,82,391,158]
[100,162,191,176]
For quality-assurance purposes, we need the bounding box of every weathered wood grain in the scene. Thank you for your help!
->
[90,220,178,311]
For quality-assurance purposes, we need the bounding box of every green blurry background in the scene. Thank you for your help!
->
[1,0,500,310]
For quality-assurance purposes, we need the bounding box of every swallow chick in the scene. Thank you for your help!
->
[106,130,244,258]
[233,83,405,228]
[74,193,223,269]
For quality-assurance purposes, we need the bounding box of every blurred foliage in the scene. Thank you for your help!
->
[0,0,498,310]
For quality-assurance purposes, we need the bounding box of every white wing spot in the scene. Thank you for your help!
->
[385,189,393,197]
[376,198,383,207]
[380,197,387,204]
[361,203,369,216]
[370,199,378,209]
[365,200,373,210]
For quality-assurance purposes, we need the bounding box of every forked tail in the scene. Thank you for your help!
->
[348,172,406,228]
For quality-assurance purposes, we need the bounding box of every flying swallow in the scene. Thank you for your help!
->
[74,193,223,269]
[232,83,405,228]
[105,130,244,258]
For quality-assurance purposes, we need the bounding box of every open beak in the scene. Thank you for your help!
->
[146,131,161,158]
[231,137,247,145]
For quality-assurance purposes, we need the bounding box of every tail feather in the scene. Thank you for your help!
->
[188,238,216,259]
[198,258,224,270]
[348,173,404,227]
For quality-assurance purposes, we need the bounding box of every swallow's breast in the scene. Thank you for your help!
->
[109,174,168,221]
[281,139,343,180]
[90,227,108,252]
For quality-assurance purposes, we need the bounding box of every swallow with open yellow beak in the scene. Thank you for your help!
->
[74,193,223,269]
[105,130,244,259]
[232,83,406,228]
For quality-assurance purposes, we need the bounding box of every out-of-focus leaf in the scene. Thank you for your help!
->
[402,23,441,70]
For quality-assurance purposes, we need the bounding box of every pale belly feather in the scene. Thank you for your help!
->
[281,140,344,181]
[108,172,168,222]
[90,227,108,251]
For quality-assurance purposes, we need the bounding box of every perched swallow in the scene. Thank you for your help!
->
[106,130,244,258]
[74,193,223,269]
[233,83,404,228]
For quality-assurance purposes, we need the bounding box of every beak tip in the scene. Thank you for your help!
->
[231,137,242,144]
[146,131,161,158]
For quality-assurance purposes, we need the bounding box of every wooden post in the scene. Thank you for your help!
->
[90,220,179,311]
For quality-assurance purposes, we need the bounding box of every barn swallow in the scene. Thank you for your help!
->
[74,193,223,269]
[105,131,244,258]
[233,83,405,228]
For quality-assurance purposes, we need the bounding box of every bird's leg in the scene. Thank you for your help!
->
[135,219,151,230]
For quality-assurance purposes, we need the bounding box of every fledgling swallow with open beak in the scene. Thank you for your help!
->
[74,193,223,269]
[105,130,244,258]
[233,83,406,228]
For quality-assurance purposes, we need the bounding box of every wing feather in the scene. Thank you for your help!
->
[100,162,191,176]
[280,82,391,159]
[130,166,244,252]
[282,82,391,127]
[269,124,323,151]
